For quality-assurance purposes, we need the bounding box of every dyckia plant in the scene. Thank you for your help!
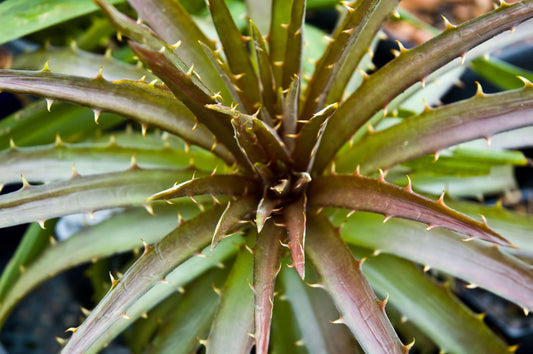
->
[1,0,533,353]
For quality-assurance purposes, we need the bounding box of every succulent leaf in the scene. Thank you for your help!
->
[313,0,533,173]
[0,70,228,159]
[337,210,533,311]
[351,246,510,354]
[207,0,261,112]
[0,169,193,228]
[11,45,155,81]
[0,203,198,325]
[309,174,510,246]
[283,194,308,279]
[0,137,201,184]
[206,246,255,354]
[126,0,230,98]
[0,100,123,150]
[281,0,306,90]
[337,85,533,174]
[0,0,125,45]
[253,219,284,354]
[281,265,361,354]
[149,270,224,354]
[306,214,407,354]
[147,175,259,201]
[300,0,398,119]
[62,204,227,352]
[130,42,251,170]
[89,234,245,352]
[292,102,337,171]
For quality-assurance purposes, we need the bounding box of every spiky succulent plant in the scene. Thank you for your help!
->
[1,0,533,352]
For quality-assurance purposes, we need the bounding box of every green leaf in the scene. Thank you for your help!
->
[0,0,124,45]
[63,204,227,352]
[351,247,510,354]
[11,45,155,82]
[0,136,201,185]
[211,197,258,250]
[336,85,533,174]
[291,102,337,171]
[206,245,255,354]
[88,233,245,352]
[249,20,278,124]
[0,221,56,304]
[403,165,517,199]
[280,264,360,354]
[399,148,527,177]
[0,100,123,150]
[281,0,305,90]
[281,76,300,150]
[300,0,398,119]
[447,199,533,254]
[0,168,194,228]
[269,0,294,91]
[309,174,509,246]
[0,203,199,326]
[306,215,407,354]
[207,0,261,112]
[270,277,307,354]
[334,209,533,311]
[313,0,533,173]
[149,269,225,354]
[471,57,533,90]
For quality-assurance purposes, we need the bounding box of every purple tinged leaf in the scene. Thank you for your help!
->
[306,214,407,354]
[337,84,533,174]
[147,175,260,201]
[198,41,245,109]
[300,0,398,120]
[281,76,300,151]
[283,194,307,279]
[126,0,230,98]
[0,70,231,160]
[256,197,280,233]
[309,174,510,246]
[207,0,261,113]
[129,43,252,171]
[313,0,533,174]
[211,197,257,250]
[208,104,291,167]
[63,204,227,352]
[95,0,221,100]
[253,219,283,354]
[292,103,338,172]
[338,210,533,312]
[230,115,270,171]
